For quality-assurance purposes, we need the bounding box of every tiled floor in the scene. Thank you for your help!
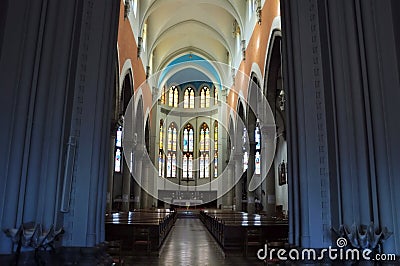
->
[124,218,265,266]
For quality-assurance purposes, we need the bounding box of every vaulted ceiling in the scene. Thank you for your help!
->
[127,0,261,86]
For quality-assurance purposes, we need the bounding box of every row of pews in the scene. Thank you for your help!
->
[200,209,288,256]
[105,209,177,254]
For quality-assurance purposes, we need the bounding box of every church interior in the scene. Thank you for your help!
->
[1,0,400,264]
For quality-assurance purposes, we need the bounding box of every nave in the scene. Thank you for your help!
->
[123,217,263,266]
[1,0,400,262]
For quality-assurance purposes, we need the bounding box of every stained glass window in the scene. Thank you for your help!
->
[172,153,177,177]
[199,155,204,178]
[243,151,248,170]
[184,89,189,108]
[183,129,188,151]
[159,151,164,177]
[204,153,210,178]
[172,127,177,151]
[214,121,218,178]
[161,86,166,104]
[243,126,248,170]
[184,87,194,108]
[114,126,123,173]
[174,89,179,107]
[183,156,188,178]
[115,148,122,172]
[167,153,172,177]
[188,155,193,178]
[182,124,194,179]
[255,151,261,175]
[255,119,261,174]
[255,123,261,150]
[167,127,172,151]
[189,128,194,152]
[200,86,210,108]
[159,120,164,150]
[199,123,210,178]
[116,126,122,147]
[214,154,218,178]
[167,123,177,178]
[159,120,165,177]
[190,89,195,108]
[168,86,179,107]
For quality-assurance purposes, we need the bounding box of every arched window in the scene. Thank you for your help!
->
[160,86,166,104]
[168,86,179,107]
[200,86,210,108]
[158,120,165,177]
[199,123,210,178]
[214,87,218,106]
[184,87,195,108]
[214,121,218,178]
[182,123,194,179]
[114,126,123,172]
[255,119,261,174]
[243,127,248,171]
[167,123,177,177]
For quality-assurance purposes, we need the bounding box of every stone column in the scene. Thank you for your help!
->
[140,155,151,209]
[261,127,275,216]
[133,146,144,209]
[233,153,243,211]
[281,0,332,248]
[224,159,235,207]
[106,132,116,213]
[246,142,256,214]
[121,157,131,212]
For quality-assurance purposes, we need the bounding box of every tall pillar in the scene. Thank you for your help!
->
[246,142,256,214]
[0,0,120,252]
[140,156,150,209]
[261,127,275,216]
[281,0,332,248]
[224,160,234,207]
[233,153,243,211]
[106,133,116,212]
[133,146,144,209]
[121,158,131,211]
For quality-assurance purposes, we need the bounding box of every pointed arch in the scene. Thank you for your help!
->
[183,86,195,108]
[199,122,210,178]
[182,123,194,179]
[166,122,178,178]
[200,85,211,108]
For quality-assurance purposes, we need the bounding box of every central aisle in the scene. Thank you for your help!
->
[161,218,229,265]
[126,218,264,266]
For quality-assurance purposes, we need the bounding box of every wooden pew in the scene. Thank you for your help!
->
[105,210,176,253]
[200,209,288,255]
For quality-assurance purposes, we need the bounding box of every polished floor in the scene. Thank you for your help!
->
[2,218,397,265]
[123,218,265,265]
